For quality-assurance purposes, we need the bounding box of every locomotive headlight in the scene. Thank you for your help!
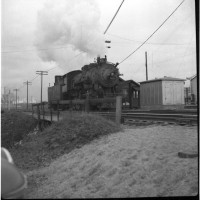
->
[109,72,116,79]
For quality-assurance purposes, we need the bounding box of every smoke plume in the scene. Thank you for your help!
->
[34,0,106,71]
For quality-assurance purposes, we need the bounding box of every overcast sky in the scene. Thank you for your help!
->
[1,0,197,102]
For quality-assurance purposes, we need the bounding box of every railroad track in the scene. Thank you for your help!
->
[91,110,198,126]
[25,108,198,126]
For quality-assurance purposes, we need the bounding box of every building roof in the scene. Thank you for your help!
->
[186,74,196,80]
[190,74,197,81]
[140,76,186,84]
[119,78,140,87]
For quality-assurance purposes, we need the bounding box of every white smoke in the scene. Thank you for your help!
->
[34,0,106,71]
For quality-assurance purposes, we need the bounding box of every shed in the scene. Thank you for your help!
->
[140,77,185,109]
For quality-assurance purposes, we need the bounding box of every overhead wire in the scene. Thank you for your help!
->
[16,75,39,91]
[14,52,83,91]
[3,0,125,95]
[107,33,193,46]
[175,33,195,77]
[1,45,74,54]
[29,75,40,82]
[46,52,83,72]
[152,11,195,55]
[2,0,123,55]
[104,0,125,34]
[119,0,185,65]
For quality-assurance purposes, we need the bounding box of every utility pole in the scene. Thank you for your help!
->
[145,51,148,81]
[36,71,48,104]
[13,89,19,110]
[23,81,32,110]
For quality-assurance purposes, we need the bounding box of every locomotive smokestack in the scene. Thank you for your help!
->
[114,62,119,67]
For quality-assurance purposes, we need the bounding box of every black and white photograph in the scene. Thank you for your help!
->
[1,0,198,198]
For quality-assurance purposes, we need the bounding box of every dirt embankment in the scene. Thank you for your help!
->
[26,125,198,198]
[1,111,198,198]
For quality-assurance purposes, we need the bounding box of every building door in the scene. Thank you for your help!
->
[164,82,173,105]
[132,90,139,108]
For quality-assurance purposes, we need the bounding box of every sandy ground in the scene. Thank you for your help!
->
[26,124,198,198]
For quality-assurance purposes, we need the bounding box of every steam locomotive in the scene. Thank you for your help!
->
[48,56,140,110]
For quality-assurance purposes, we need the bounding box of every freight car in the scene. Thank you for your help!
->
[48,56,140,110]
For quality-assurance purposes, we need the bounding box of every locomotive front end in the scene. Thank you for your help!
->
[98,63,121,87]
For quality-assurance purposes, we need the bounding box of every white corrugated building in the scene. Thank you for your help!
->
[140,77,185,110]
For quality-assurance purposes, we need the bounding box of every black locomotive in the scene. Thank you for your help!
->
[48,56,140,110]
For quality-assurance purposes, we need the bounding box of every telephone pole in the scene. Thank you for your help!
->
[145,51,148,81]
[13,89,19,110]
[23,81,32,110]
[36,71,48,103]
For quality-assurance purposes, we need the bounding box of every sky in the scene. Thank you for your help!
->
[1,0,197,102]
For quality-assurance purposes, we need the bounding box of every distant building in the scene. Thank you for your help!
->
[140,76,185,110]
[186,74,197,104]
[30,98,37,103]
[190,75,197,104]
[184,87,191,104]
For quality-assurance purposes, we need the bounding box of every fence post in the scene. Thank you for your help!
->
[37,104,41,131]
[115,96,122,125]
[85,92,90,113]
[43,103,45,120]
[32,104,33,116]
[50,102,52,122]
[57,101,59,121]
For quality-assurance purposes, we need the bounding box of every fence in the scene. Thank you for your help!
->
[32,96,122,131]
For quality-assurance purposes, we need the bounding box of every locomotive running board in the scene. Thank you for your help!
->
[51,97,116,105]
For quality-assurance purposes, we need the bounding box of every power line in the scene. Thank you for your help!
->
[107,33,193,46]
[17,75,39,90]
[175,33,195,77]
[29,75,40,82]
[47,52,83,72]
[6,52,82,93]
[104,0,125,34]
[1,45,73,54]
[119,0,185,64]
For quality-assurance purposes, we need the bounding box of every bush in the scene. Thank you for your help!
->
[1,111,37,148]
[10,112,122,170]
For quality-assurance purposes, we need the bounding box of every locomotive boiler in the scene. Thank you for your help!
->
[48,56,140,110]
[72,56,122,98]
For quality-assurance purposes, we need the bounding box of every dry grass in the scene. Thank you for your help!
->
[25,125,198,198]
[1,110,37,148]
[9,112,121,171]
